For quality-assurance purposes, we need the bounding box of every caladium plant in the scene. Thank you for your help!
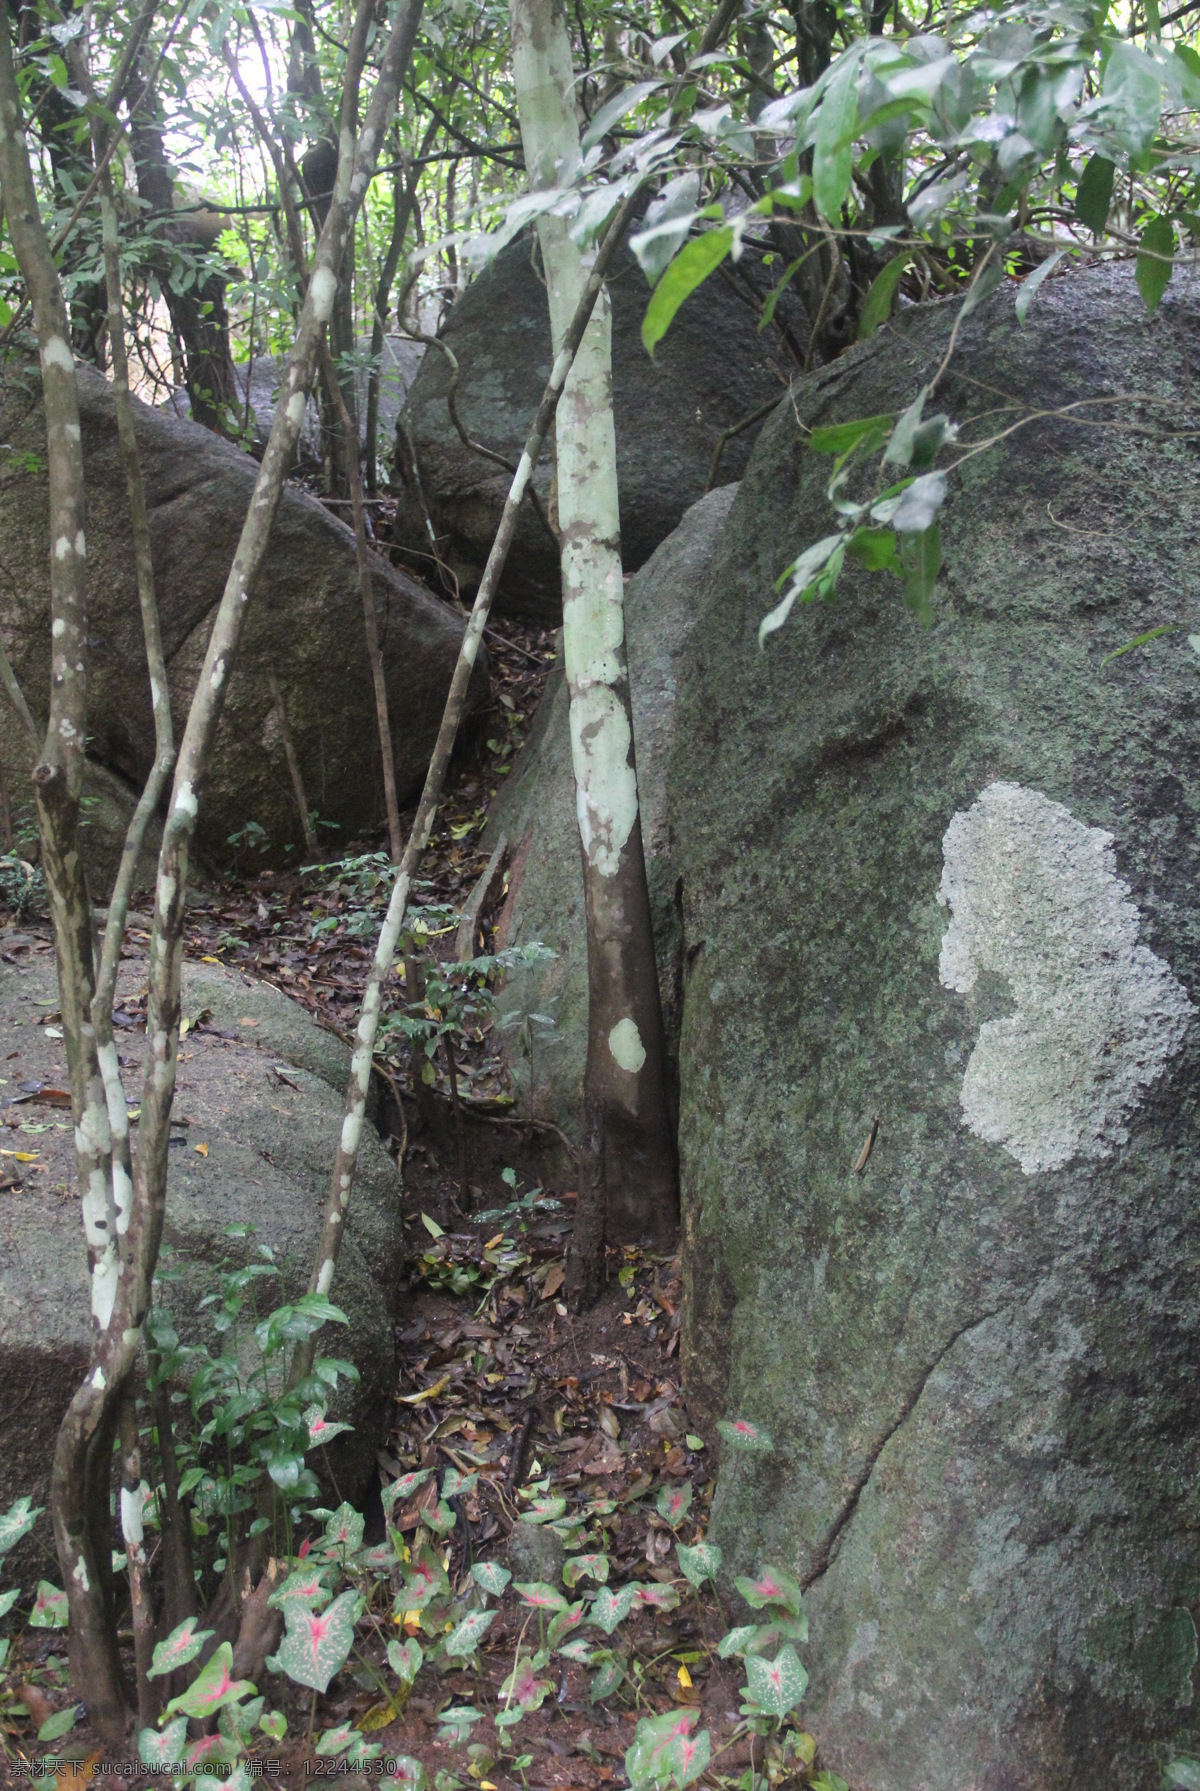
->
[625,1708,711,1790]
[165,1641,256,1719]
[268,1588,361,1693]
[147,1614,215,1679]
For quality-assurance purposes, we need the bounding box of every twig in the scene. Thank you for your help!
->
[266,669,317,858]
[705,393,782,491]
[454,833,507,960]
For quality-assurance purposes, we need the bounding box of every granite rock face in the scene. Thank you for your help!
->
[672,263,1200,1790]
[485,262,1200,1787]
[393,237,793,618]
[0,358,484,887]
[0,951,402,1572]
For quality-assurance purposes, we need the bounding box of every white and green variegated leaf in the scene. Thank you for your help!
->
[523,1495,567,1525]
[269,1588,360,1693]
[564,1552,610,1588]
[424,1499,457,1536]
[165,1641,256,1719]
[138,1716,188,1767]
[381,1469,432,1515]
[718,1624,759,1658]
[387,1637,423,1682]
[444,1609,495,1658]
[442,1466,478,1500]
[316,1720,360,1756]
[0,1497,41,1556]
[347,1736,383,1765]
[590,1583,637,1634]
[590,1656,625,1702]
[656,1483,692,1529]
[0,1587,20,1620]
[471,1560,511,1597]
[267,1565,333,1611]
[676,1540,722,1588]
[387,1756,430,1788]
[29,1580,67,1628]
[219,1694,265,1746]
[184,1733,242,1771]
[744,1644,809,1718]
[436,1703,482,1743]
[514,1580,568,1612]
[320,1502,365,1558]
[556,1636,595,1664]
[305,1405,353,1449]
[147,1615,215,1678]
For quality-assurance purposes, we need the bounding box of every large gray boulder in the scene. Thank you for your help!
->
[487,485,737,1127]
[0,359,485,887]
[392,239,795,618]
[0,947,402,1571]
[485,263,1200,1787]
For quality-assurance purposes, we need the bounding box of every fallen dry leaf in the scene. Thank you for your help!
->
[194,1142,209,1158]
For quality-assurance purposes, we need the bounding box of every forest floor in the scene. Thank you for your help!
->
[0,621,829,1788]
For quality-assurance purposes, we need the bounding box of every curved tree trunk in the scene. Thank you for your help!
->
[510,0,677,1304]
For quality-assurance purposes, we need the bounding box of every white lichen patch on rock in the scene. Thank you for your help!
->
[938,781,1194,1174]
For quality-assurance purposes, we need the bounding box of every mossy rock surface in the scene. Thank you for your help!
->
[671,263,1200,1789]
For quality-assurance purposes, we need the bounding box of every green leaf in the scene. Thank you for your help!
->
[29,1580,68,1628]
[581,80,665,152]
[38,1704,81,1742]
[442,1466,478,1500]
[268,1566,333,1611]
[716,1416,775,1452]
[436,1703,482,1744]
[590,1656,625,1702]
[626,1708,711,1789]
[444,1609,496,1658]
[676,1540,722,1588]
[590,1582,638,1633]
[317,1721,360,1756]
[734,1564,803,1616]
[1136,214,1175,312]
[1074,155,1115,234]
[425,1499,457,1536]
[745,1644,809,1717]
[387,1758,429,1789]
[219,1694,265,1746]
[268,1588,361,1693]
[858,252,910,340]
[165,1641,256,1719]
[564,1552,610,1588]
[759,537,845,643]
[0,1496,42,1556]
[657,1482,693,1529]
[387,1637,423,1683]
[809,414,894,458]
[138,1716,188,1768]
[846,527,898,573]
[321,1501,365,1558]
[148,1615,215,1678]
[260,1709,287,1741]
[524,1495,567,1525]
[0,1588,20,1620]
[642,228,733,356]
[546,1601,587,1649]
[809,1776,850,1791]
[718,1624,759,1657]
[813,55,858,223]
[382,1468,433,1515]
[472,1560,512,1596]
[1015,250,1068,325]
[1166,1760,1200,1790]
[1101,624,1178,666]
[514,1580,568,1611]
[899,522,942,624]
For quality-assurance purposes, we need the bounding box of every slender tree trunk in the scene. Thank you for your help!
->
[0,0,426,1730]
[509,0,677,1301]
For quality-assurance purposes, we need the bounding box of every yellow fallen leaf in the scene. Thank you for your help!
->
[0,1150,39,1161]
[481,1781,499,1789]
[201,955,221,964]
[483,1231,504,1250]
[194,1142,209,1158]
[677,1665,692,1689]
[396,1373,450,1405]
[238,1017,260,1028]
[401,1610,422,1634]
[359,1696,406,1732]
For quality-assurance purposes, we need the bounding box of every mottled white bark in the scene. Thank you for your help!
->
[510,0,677,1290]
